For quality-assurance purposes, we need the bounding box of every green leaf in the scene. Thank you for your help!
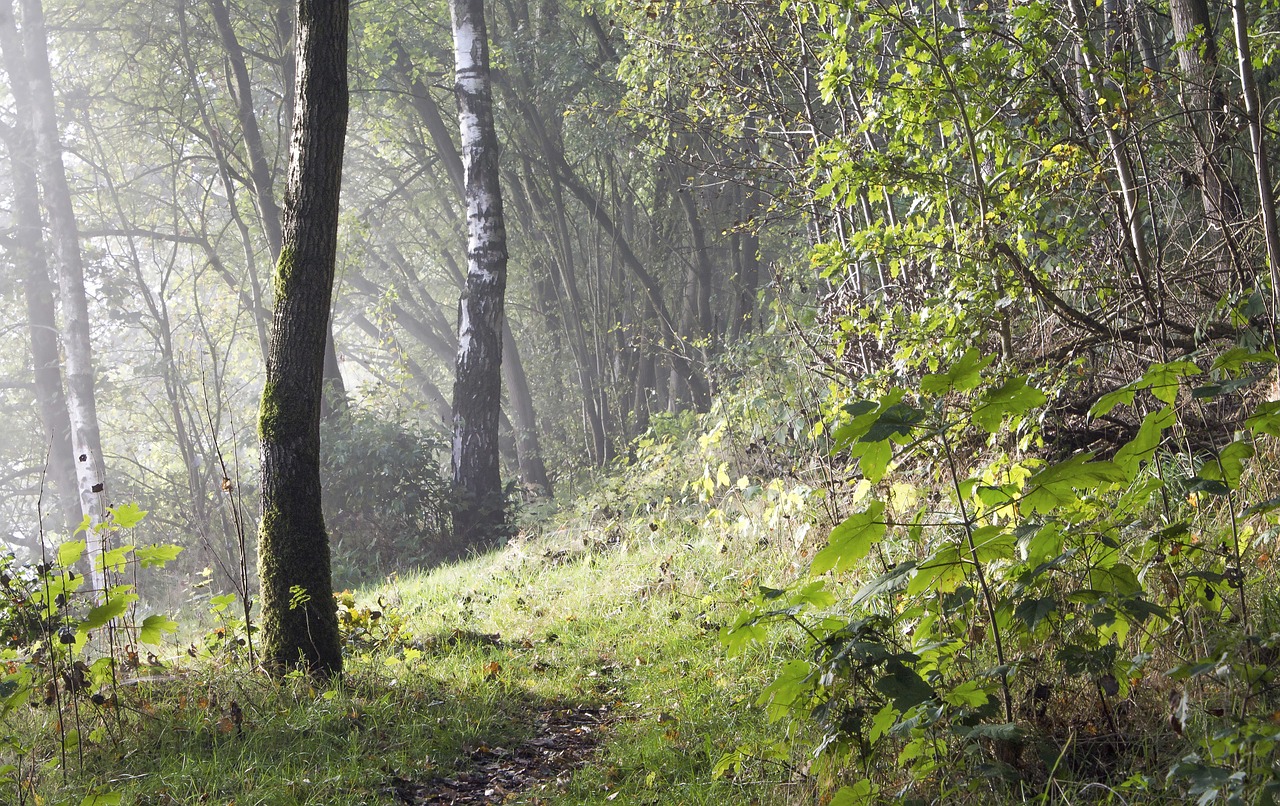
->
[1019,521,1064,566]
[851,561,916,607]
[721,613,767,658]
[921,348,994,395]
[80,595,134,632]
[830,779,879,806]
[1014,595,1057,629]
[57,539,87,569]
[134,544,183,569]
[1185,476,1230,497]
[860,403,925,443]
[1192,376,1262,399]
[81,792,123,806]
[842,400,878,418]
[812,502,887,575]
[868,702,898,742]
[108,503,148,529]
[1089,564,1141,597]
[1248,400,1280,438]
[971,376,1047,433]
[1,681,31,718]
[972,525,1016,562]
[831,391,906,451]
[1244,495,1280,516]
[1200,439,1254,489]
[94,545,135,574]
[138,614,179,645]
[757,659,813,720]
[944,680,990,708]
[1139,360,1200,404]
[960,723,1024,742]
[790,580,835,609]
[1022,455,1126,515]
[35,572,85,617]
[1114,407,1174,476]
[1211,347,1277,374]
[209,593,237,614]
[1090,385,1136,418]
[875,660,935,710]
[908,546,966,595]
[851,438,892,482]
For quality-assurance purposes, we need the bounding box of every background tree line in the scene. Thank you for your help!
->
[0,0,802,587]
[4,0,1280,621]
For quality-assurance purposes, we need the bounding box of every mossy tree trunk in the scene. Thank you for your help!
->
[258,0,347,678]
[449,0,509,549]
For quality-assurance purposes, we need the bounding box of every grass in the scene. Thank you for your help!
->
[2,469,824,806]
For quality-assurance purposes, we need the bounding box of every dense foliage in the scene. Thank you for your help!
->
[10,0,1280,800]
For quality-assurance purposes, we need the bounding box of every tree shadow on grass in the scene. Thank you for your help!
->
[93,664,610,806]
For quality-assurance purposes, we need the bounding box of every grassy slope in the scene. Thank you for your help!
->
[6,465,821,805]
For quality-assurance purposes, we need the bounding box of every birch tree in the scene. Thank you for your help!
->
[0,0,79,536]
[449,0,509,548]
[15,0,108,577]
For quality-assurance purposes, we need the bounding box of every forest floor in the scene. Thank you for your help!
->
[6,482,823,806]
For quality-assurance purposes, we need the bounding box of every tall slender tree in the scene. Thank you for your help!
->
[257,0,348,677]
[16,0,108,579]
[449,0,509,548]
[0,0,79,536]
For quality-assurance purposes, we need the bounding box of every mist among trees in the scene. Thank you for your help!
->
[6,0,1280,802]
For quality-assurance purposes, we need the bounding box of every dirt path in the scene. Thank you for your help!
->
[385,703,611,804]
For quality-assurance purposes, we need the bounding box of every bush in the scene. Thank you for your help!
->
[321,412,452,586]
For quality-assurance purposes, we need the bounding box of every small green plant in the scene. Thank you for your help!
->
[725,347,1280,801]
[0,504,182,803]
[288,584,311,611]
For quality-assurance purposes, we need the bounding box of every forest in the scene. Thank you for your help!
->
[4,0,1280,802]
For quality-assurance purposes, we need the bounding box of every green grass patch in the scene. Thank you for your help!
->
[1,485,820,805]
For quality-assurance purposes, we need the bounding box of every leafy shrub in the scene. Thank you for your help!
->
[724,347,1280,802]
[321,411,452,586]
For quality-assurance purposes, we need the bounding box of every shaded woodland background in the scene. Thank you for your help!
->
[11,0,1280,802]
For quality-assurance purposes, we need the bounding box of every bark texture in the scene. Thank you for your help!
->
[450,0,510,549]
[18,0,108,570]
[258,0,347,677]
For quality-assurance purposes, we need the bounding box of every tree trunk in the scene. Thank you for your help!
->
[1229,0,1280,307]
[210,0,349,414]
[257,0,348,678]
[18,0,108,580]
[394,43,550,482]
[449,0,510,549]
[501,319,552,495]
[0,0,79,536]
[1170,0,1244,288]
[208,0,284,258]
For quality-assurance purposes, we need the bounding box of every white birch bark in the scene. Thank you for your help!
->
[19,0,108,588]
[449,0,510,548]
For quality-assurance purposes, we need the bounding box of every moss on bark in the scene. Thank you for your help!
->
[272,244,295,302]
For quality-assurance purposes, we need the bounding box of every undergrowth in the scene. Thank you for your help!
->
[10,342,1280,804]
[0,366,830,804]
